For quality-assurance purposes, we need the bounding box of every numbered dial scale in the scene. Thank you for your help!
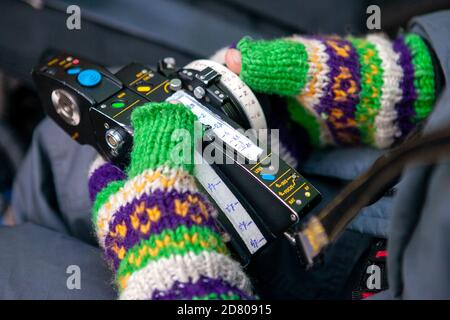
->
[32,53,321,265]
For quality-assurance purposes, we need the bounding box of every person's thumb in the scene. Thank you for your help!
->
[225,48,242,74]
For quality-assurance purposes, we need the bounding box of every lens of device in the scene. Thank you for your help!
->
[51,89,80,126]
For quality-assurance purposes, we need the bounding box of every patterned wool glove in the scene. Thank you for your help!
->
[88,102,254,300]
[236,34,436,148]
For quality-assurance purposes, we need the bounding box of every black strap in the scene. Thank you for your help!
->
[295,122,450,266]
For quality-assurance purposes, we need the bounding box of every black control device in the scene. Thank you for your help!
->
[32,52,321,265]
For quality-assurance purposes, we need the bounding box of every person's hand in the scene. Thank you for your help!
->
[223,38,310,96]
[221,34,436,149]
[224,48,242,75]
[88,102,254,300]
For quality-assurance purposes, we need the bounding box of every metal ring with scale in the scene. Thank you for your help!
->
[183,59,267,131]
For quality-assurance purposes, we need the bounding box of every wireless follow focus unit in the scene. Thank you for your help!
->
[32,52,321,266]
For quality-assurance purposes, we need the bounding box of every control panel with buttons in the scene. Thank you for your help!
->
[245,153,320,221]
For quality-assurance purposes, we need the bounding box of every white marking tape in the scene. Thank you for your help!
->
[194,151,267,254]
[167,90,263,161]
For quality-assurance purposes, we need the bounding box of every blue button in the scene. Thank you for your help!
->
[67,67,81,75]
[77,69,102,87]
[261,174,276,181]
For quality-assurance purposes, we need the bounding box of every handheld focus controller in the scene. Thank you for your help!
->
[32,52,321,265]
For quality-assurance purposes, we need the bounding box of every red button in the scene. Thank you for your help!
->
[73,59,80,65]
[375,250,388,258]
[361,292,376,299]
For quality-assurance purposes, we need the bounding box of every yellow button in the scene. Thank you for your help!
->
[137,86,151,92]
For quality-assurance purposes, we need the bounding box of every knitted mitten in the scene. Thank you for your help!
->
[88,102,254,300]
[237,33,436,148]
